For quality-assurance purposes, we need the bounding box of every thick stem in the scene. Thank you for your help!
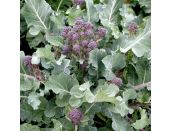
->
[75,125,78,131]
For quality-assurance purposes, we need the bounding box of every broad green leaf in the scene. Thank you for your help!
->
[89,49,107,70]
[36,45,55,61]
[20,123,40,131]
[112,113,133,131]
[27,92,41,110]
[52,119,63,131]
[95,83,119,104]
[66,7,84,25]
[70,85,85,98]
[55,93,70,107]
[21,0,52,32]
[29,27,40,36]
[45,33,63,47]
[20,103,43,122]
[102,53,126,73]
[44,101,56,117]
[85,89,95,103]
[85,0,99,22]
[45,73,78,94]
[120,18,151,57]
[123,89,137,102]
[79,81,92,91]
[110,96,134,116]
[20,76,40,91]
[69,96,82,107]
[132,109,149,129]
[28,33,44,48]
[139,0,151,13]
[95,0,122,38]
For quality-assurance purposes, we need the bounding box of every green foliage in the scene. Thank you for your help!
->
[20,0,151,130]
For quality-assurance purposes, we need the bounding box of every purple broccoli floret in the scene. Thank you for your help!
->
[127,22,138,34]
[88,40,97,49]
[111,76,123,87]
[62,44,70,55]
[73,0,85,6]
[97,27,106,38]
[68,108,83,125]
[73,44,81,54]
[81,40,88,47]
[23,56,32,69]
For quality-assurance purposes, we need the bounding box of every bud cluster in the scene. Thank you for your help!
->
[111,76,123,87]
[68,108,83,125]
[61,18,106,67]
[127,22,138,34]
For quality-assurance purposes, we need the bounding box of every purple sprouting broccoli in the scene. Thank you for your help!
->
[68,108,83,125]
[62,44,70,55]
[72,33,79,41]
[73,0,85,6]
[84,22,93,29]
[23,56,32,69]
[73,44,81,54]
[81,40,88,47]
[97,27,106,38]
[88,40,97,49]
[75,18,84,25]
[127,22,138,34]
[111,76,123,87]
[85,29,93,36]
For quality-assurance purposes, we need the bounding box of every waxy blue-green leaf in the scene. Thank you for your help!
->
[52,119,63,131]
[20,123,40,131]
[55,93,70,107]
[70,85,85,98]
[21,0,52,32]
[27,92,41,110]
[36,45,55,61]
[95,0,122,38]
[102,53,126,71]
[123,89,137,102]
[132,109,149,129]
[45,73,79,94]
[120,18,151,57]
[69,95,82,107]
[112,113,134,131]
[28,33,44,48]
[89,49,107,70]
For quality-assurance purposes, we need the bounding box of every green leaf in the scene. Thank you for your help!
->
[123,89,137,102]
[70,85,85,98]
[55,93,70,107]
[132,109,149,129]
[102,53,126,71]
[20,76,40,91]
[85,89,95,103]
[44,101,56,117]
[89,49,107,70]
[112,113,133,131]
[21,0,52,32]
[45,32,63,47]
[27,92,41,110]
[95,83,119,104]
[110,96,134,116]
[85,0,99,22]
[52,119,63,131]
[95,0,122,38]
[36,45,55,61]
[45,73,79,94]
[139,0,151,13]
[20,123,40,131]
[79,81,92,91]
[28,33,44,48]
[120,18,151,57]
[66,7,84,25]
[69,96,82,107]
[29,27,40,36]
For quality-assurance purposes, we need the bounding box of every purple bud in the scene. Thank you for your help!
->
[75,18,84,25]
[72,33,79,41]
[80,31,85,37]
[127,22,138,34]
[61,31,67,38]
[67,31,74,41]
[88,40,97,49]
[62,44,70,55]
[97,27,106,37]
[63,26,71,33]
[23,56,32,69]
[85,29,93,36]
[68,108,83,125]
[81,40,88,47]
[73,44,81,54]
[73,0,85,6]
[111,76,123,87]
[84,22,93,29]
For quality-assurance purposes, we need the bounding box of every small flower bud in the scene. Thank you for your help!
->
[68,108,83,125]
[73,44,81,54]
[23,56,32,69]
[111,76,123,87]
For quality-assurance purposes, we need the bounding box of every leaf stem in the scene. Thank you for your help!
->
[57,0,63,12]
[20,96,27,98]
[134,81,151,90]
[75,125,78,131]
[20,73,35,80]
